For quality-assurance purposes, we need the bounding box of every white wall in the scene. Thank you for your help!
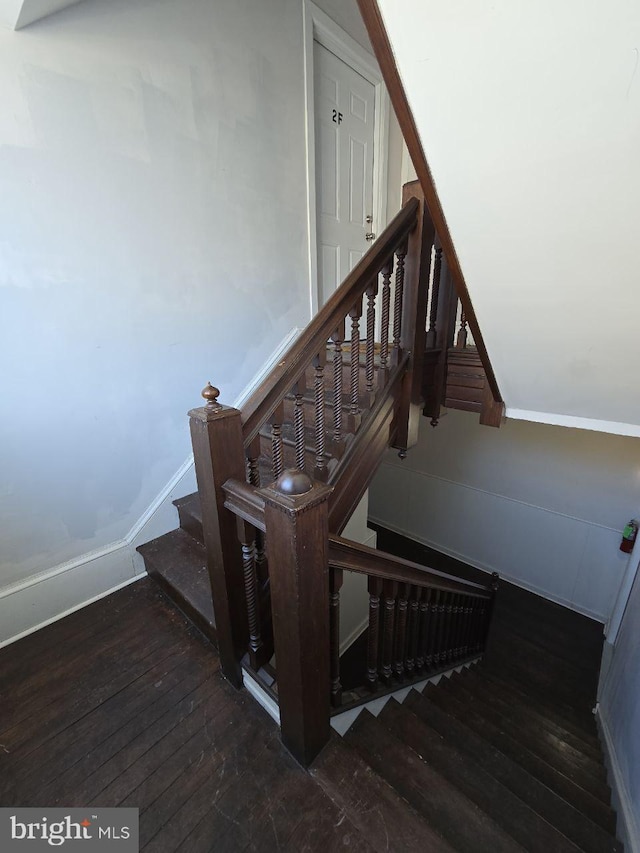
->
[0,0,314,596]
[377,0,640,435]
[599,571,640,851]
[0,0,402,644]
[369,410,640,621]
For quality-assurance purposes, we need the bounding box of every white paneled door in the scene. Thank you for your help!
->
[314,41,376,306]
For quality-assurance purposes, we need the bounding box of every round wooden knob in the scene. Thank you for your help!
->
[201,382,220,408]
[275,469,313,496]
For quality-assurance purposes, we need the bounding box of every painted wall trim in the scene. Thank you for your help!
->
[0,327,302,649]
[379,461,621,534]
[597,708,640,853]
[506,408,640,439]
[303,0,390,317]
[369,514,607,624]
[0,547,144,649]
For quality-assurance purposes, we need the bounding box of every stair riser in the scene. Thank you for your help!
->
[445,677,610,802]
[457,669,603,765]
[175,503,204,545]
[406,691,620,853]
[425,684,616,833]
[379,698,580,853]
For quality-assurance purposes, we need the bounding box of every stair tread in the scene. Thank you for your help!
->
[345,709,527,853]
[478,665,601,750]
[457,667,603,763]
[442,675,611,802]
[312,734,455,853]
[404,690,621,853]
[423,681,617,832]
[137,529,215,642]
[378,696,582,853]
[480,655,600,741]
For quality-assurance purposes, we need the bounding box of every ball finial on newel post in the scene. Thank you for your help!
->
[275,468,313,496]
[201,382,221,409]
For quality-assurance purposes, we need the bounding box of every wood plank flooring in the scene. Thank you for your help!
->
[0,580,367,852]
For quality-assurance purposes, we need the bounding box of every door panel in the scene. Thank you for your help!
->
[315,42,375,307]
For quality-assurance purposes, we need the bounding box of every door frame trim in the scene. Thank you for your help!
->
[303,0,390,317]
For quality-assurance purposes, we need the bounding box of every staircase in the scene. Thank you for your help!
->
[312,664,620,852]
[136,178,622,849]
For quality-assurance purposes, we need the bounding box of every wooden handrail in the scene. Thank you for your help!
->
[223,479,492,599]
[241,197,420,446]
[328,535,492,599]
[356,0,502,407]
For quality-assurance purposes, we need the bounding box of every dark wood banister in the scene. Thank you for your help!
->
[192,176,501,767]
[356,0,503,409]
[223,478,491,600]
[241,197,420,446]
[328,535,492,598]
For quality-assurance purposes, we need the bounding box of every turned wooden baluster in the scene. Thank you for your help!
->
[380,580,397,684]
[330,568,343,708]
[392,241,407,349]
[245,437,269,581]
[349,300,362,415]
[426,242,443,350]
[467,599,477,654]
[270,402,285,482]
[474,600,486,652]
[444,592,455,662]
[313,350,327,478]
[463,597,473,657]
[331,322,345,443]
[365,281,377,395]
[442,592,455,663]
[393,583,409,679]
[436,592,450,665]
[405,586,419,677]
[367,577,383,690]
[379,259,393,369]
[453,594,465,659]
[237,518,264,671]
[416,588,429,672]
[246,435,261,489]
[456,304,468,348]
[292,379,306,472]
[427,590,441,668]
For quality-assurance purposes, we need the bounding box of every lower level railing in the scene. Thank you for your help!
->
[222,474,497,766]
[327,537,496,711]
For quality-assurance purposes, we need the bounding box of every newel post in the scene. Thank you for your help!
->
[188,383,248,688]
[394,181,436,453]
[258,469,333,767]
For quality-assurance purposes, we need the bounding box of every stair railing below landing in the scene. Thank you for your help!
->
[221,476,498,766]
[327,536,497,711]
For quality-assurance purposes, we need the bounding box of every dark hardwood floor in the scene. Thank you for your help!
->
[0,579,369,852]
[1,537,615,852]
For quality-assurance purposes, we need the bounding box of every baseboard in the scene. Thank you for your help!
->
[597,707,640,853]
[0,542,144,648]
[1,327,304,649]
[369,516,607,624]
